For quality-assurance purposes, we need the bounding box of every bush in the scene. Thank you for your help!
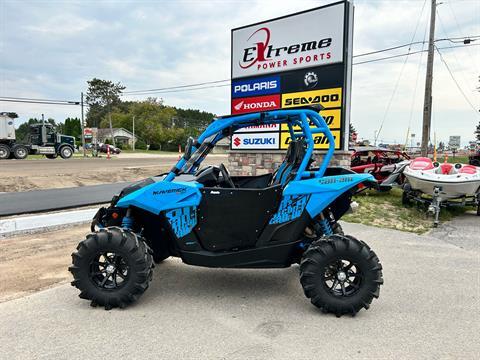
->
[135,140,147,150]
[149,143,160,151]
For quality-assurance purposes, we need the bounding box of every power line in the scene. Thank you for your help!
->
[374,0,428,145]
[123,79,231,94]
[0,96,79,103]
[353,43,478,65]
[1,42,478,102]
[0,99,80,106]
[435,45,480,116]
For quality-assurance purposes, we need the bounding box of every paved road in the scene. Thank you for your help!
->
[0,221,478,359]
[0,182,130,216]
[0,154,226,176]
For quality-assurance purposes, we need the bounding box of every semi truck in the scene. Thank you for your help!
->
[0,112,75,160]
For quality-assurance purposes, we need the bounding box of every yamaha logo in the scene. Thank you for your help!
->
[304,72,318,88]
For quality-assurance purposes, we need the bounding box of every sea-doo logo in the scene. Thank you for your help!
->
[231,76,280,98]
[282,88,342,108]
[231,94,280,114]
[239,27,332,71]
[153,188,187,196]
[304,72,318,88]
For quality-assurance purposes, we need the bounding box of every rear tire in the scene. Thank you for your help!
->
[59,146,73,159]
[0,144,10,159]
[69,227,153,309]
[12,145,28,159]
[300,234,383,317]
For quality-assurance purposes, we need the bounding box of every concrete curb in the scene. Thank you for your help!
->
[0,208,97,238]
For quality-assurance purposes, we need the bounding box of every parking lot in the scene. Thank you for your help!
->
[0,220,478,359]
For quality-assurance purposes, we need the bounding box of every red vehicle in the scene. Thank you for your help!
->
[351,147,411,190]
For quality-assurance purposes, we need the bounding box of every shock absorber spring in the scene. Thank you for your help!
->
[318,213,333,236]
[121,208,134,229]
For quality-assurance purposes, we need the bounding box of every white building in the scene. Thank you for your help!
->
[97,128,138,146]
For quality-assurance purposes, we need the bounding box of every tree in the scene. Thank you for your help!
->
[349,122,357,142]
[63,118,82,141]
[85,78,125,144]
[15,118,58,142]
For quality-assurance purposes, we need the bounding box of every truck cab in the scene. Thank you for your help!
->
[0,112,75,160]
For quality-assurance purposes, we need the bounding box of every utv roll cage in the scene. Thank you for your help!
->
[165,108,335,182]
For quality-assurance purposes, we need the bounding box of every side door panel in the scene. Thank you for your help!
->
[195,186,282,251]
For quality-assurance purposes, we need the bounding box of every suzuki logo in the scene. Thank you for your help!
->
[233,137,241,147]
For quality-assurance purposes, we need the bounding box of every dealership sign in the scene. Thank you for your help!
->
[230,1,353,151]
[232,4,345,78]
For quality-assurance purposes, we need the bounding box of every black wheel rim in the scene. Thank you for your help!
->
[89,252,129,290]
[323,259,362,297]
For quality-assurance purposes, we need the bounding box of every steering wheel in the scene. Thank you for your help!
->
[219,163,235,188]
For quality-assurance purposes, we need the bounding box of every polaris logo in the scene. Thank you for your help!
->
[233,80,277,93]
[231,76,280,98]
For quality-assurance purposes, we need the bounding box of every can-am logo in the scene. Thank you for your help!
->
[304,72,318,88]
[231,75,280,98]
[231,94,280,114]
[240,27,332,71]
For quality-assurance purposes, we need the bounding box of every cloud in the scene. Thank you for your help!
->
[1,0,479,145]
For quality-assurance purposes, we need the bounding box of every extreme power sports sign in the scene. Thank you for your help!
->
[230,0,353,151]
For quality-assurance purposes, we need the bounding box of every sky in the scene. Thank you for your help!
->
[1,0,479,146]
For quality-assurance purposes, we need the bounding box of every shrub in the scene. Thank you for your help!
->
[149,143,161,151]
[135,140,147,150]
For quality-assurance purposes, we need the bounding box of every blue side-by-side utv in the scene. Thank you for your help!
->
[69,108,383,316]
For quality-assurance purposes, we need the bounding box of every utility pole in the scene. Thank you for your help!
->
[132,115,135,152]
[421,0,436,157]
[81,92,86,157]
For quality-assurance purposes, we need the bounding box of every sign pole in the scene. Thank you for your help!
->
[81,92,86,157]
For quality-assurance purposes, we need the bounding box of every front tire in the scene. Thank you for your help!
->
[59,146,73,159]
[69,227,153,309]
[300,234,383,316]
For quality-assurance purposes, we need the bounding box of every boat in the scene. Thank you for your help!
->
[403,157,480,199]
[402,157,480,226]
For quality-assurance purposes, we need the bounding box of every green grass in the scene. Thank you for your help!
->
[343,188,472,234]
[436,155,469,164]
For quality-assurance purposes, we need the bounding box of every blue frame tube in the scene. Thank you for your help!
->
[164,109,336,182]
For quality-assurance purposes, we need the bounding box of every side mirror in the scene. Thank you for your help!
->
[184,137,194,160]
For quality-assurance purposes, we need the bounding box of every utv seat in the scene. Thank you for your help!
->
[271,139,307,186]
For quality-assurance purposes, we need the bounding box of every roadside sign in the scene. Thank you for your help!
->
[230,0,353,151]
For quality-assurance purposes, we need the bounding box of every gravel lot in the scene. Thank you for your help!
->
[0,217,478,359]
[0,154,227,192]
